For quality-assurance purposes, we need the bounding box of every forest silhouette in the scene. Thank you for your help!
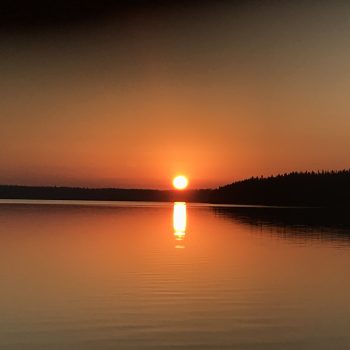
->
[1,170,350,207]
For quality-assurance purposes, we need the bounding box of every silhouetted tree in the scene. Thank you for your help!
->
[1,169,350,207]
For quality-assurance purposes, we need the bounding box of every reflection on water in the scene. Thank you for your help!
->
[173,202,186,248]
[1,201,350,350]
[213,206,350,244]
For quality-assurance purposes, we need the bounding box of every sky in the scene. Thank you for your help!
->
[1,0,350,189]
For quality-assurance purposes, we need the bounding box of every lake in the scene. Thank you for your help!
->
[0,200,350,349]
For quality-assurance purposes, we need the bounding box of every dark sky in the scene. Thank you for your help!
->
[1,1,350,188]
[0,1,228,29]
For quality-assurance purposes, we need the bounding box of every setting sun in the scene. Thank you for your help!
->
[172,176,189,190]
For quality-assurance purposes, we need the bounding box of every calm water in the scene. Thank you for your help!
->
[0,200,350,350]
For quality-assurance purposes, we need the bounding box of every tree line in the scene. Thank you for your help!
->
[1,170,349,207]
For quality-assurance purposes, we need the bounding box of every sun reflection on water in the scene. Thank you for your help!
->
[173,202,187,248]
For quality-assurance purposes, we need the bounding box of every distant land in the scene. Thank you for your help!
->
[1,170,350,207]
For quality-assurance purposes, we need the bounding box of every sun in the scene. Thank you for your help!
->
[173,175,189,190]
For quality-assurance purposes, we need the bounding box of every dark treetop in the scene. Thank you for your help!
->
[1,170,350,207]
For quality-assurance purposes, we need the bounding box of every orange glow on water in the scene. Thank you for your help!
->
[173,202,186,242]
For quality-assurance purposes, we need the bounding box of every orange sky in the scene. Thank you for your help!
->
[1,1,350,189]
